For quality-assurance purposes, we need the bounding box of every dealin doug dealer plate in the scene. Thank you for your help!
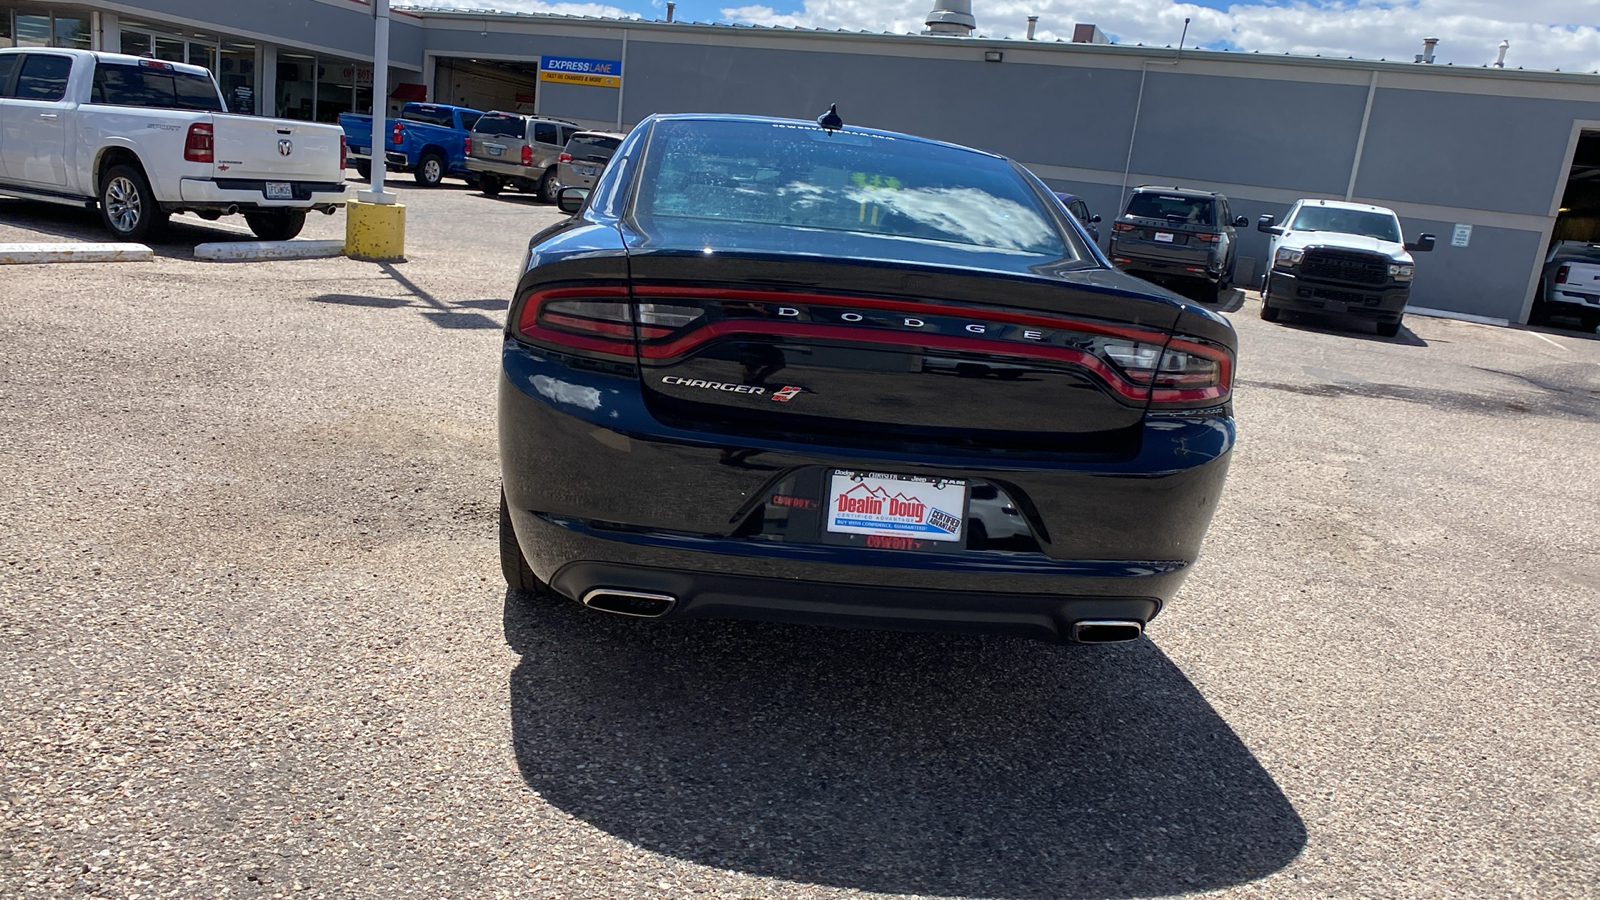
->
[825,471,966,547]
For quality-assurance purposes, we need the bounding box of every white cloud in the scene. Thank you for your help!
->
[719,1,1600,72]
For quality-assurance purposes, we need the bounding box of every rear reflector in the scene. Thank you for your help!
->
[184,123,214,163]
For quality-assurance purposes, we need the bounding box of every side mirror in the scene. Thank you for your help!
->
[1257,214,1283,235]
[1233,215,1249,227]
[556,186,589,214]
[1406,234,1436,253]
[1088,214,1102,224]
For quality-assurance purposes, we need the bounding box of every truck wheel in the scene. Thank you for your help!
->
[415,152,445,187]
[538,169,559,204]
[1581,310,1600,333]
[243,209,307,241]
[354,161,372,182]
[480,174,502,197]
[99,164,162,241]
[1376,319,1402,338]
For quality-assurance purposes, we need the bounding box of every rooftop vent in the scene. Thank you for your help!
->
[1072,23,1109,44]
[1493,40,1509,68]
[924,0,975,36]
[1415,36,1438,64]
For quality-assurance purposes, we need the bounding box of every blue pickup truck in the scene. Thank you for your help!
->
[339,102,483,187]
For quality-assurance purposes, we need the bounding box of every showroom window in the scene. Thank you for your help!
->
[3,8,88,49]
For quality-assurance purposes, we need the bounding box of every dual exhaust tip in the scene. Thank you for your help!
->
[581,588,1144,644]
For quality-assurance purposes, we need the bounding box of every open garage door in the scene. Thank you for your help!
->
[1537,130,1600,333]
[433,57,541,116]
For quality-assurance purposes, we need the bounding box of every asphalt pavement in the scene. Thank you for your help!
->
[1,176,1596,899]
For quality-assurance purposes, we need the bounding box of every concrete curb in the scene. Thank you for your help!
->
[193,240,346,262]
[0,243,153,264]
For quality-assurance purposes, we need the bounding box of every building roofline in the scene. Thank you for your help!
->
[400,6,1600,87]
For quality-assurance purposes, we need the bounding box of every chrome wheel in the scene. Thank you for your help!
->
[104,176,141,233]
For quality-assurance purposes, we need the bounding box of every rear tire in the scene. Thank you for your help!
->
[354,160,372,182]
[243,209,307,241]
[1581,310,1600,333]
[98,163,162,242]
[480,173,502,197]
[538,168,559,204]
[1376,319,1402,338]
[415,151,445,187]
[500,490,546,594]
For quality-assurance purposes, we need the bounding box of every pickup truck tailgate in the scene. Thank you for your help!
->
[211,115,345,182]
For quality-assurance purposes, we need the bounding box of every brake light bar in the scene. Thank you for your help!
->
[183,123,214,163]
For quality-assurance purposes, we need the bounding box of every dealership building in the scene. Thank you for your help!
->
[6,0,1600,324]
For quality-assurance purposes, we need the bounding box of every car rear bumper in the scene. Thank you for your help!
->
[1549,288,1600,308]
[1110,247,1222,282]
[1267,270,1410,321]
[499,342,1233,641]
[176,177,347,210]
[467,158,541,180]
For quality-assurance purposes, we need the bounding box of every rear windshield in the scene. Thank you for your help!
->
[474,114,526,137]
[635,119,1069,257]
[1126,192,1215,226]
[90,62,223,112]
[403,105,456,127]
[565,134,621,162]
[1289,205,1403,243]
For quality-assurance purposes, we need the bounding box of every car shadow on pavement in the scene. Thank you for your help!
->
[0,198,286,256]
[1253,297,1428,347]
[503,591,1306,899]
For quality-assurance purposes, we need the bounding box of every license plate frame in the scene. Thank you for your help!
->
[264,181,293,200]
[822,470,967,551]
[488,145,504,156]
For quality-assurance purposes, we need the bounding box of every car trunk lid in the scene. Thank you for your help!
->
[211,115,344,182]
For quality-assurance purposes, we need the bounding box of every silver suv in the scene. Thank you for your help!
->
[554,131,624,193]
[465,112,579,202]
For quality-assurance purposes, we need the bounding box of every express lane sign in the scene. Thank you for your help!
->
[538,56,623,88]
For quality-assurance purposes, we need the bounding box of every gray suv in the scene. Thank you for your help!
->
[553,131,624,193]
[465,112,579,202]
[1109,186,1249,302]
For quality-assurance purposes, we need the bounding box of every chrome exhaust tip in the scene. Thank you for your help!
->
[581,589,677,619]
[1071,620,1144,644]
[224,205,238,216]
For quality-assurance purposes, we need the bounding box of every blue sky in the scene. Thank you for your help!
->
[408,1,1600,72]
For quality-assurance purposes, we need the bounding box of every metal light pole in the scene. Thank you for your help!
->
[358,0,396,205]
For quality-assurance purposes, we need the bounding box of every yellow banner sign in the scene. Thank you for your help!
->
[538,71,621,89]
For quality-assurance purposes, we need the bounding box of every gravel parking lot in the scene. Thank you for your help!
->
[2,176,1597,899]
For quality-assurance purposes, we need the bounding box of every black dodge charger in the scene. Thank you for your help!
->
[499,112,1236,644]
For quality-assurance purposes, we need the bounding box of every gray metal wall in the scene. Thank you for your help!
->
[110,0,427,63]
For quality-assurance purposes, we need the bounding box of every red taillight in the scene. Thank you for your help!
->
[521,145,533,167]
[1193,232,1221,243]
[392,121,403,145]
[464,136,472,156]
[558,152,573,163]
[1115,337,1234,406]
[183,123,213,163]
[1556,264,1570,285]
[1111,221,1136,233]
[515,288,704,358]
[339,135,347,171]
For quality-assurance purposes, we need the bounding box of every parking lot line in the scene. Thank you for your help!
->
[1524,330,1570,351]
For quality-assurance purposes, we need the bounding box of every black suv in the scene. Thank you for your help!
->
[1109,187,1249,302]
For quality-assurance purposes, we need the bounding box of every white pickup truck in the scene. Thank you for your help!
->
[0,48,346,241]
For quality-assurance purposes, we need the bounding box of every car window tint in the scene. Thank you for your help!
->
[402,105,454,127]
[636,119,1070,257]
[0,55,20,98]
[90,62,223,111]
[533,122,557,145]
[560,126,578,145]
[459,112,482,131]
[1125,193,1215,226]
[1289,206,1403,242]
[566,134,621,162]
[14,53,72,102]
[1071,201,1088,220]
[474,114,525,137]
